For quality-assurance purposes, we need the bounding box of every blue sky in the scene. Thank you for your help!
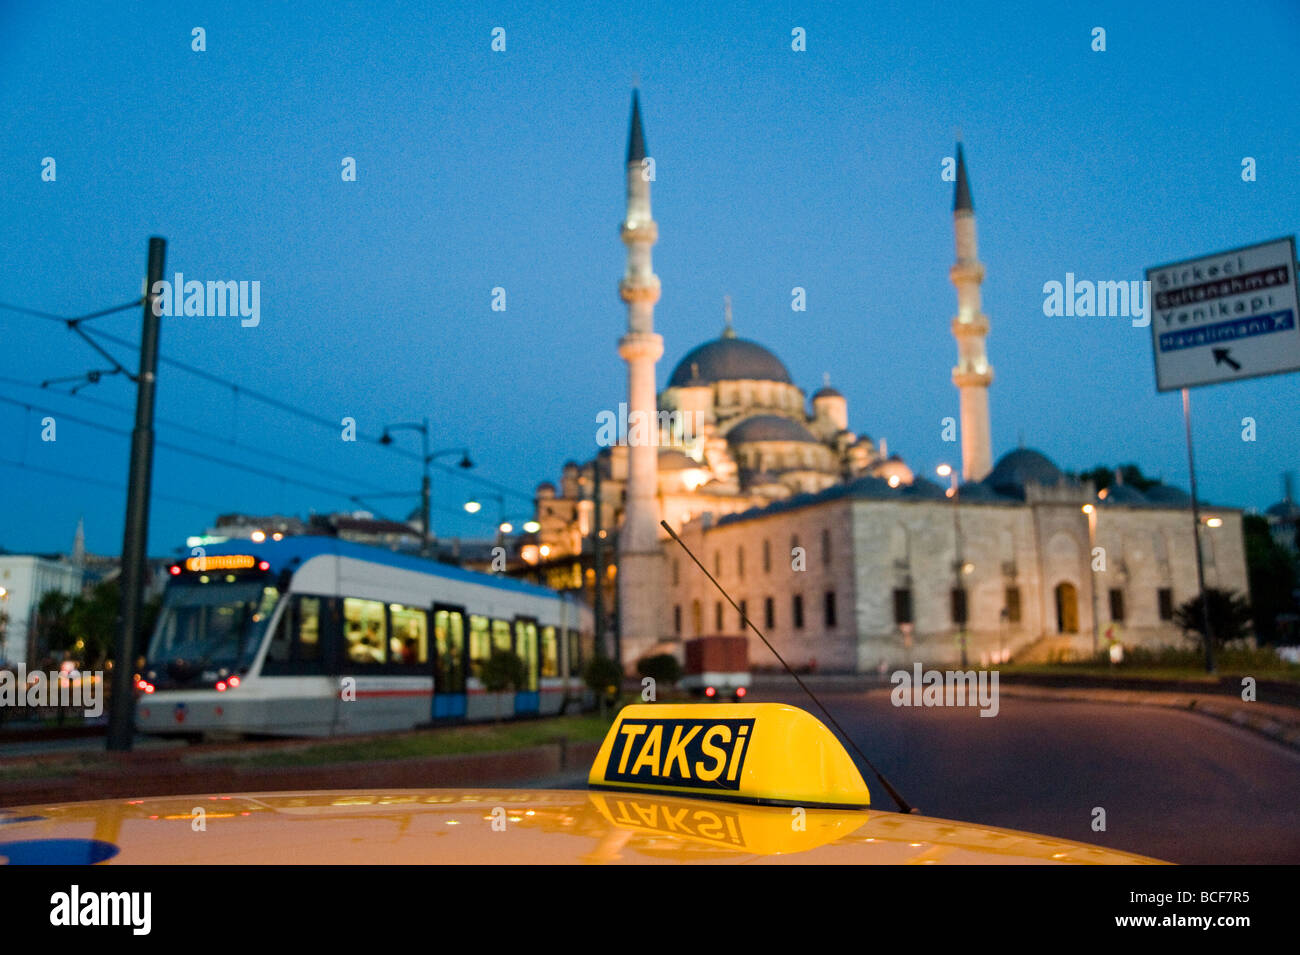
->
[2,0,1298,556]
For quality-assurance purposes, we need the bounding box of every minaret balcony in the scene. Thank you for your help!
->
[950,314,989,336]
[949,262,985,285]
[619,276,662,304]
[952,367,994,388]
[621,220,658,244]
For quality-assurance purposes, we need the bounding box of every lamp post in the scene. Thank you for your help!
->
[380,418,472,556]
[938,464,968,667]
[1083,503,1099,656]
[465,495,538,550]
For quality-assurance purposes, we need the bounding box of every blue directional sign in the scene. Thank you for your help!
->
[1147,236,1300,391]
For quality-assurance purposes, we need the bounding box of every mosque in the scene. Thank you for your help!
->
[523,91,1250,671]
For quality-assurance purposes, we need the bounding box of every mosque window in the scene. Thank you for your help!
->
[951,588,968,627]
[892,588,913,625]
[737,546,745,578]
[763,539,771,573]
[1157,588,1174,621]
[692,600,702,635]
[823,591,836,628]
[821,528,831,567]
[714,551,721,577]
[792,594,804,630]
[739,599,748,629]
[673,605,681,635]
[1004,587,1022,623]
[764,597,775,629]
[672,558,679,586]
[1109,589,1126,623]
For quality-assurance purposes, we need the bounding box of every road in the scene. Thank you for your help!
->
[747,687,1300,864]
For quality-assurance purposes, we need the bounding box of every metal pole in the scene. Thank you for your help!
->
[952,475,967,667]
[420,418,430,557]
[108,236,165,751]
[1182,387,1216,673]
[592,461,606,658]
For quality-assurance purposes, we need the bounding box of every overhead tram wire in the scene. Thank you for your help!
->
[0,392,386,510]
[661,518,917,815]
[0,374,397,498]
[0,454,226,514]
[79,325,535,504]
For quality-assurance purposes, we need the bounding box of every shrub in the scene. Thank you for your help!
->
[636,653,682,687]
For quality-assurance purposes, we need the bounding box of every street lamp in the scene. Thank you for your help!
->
[380,417,473,556]
[938,463,967,666]
[1083,503,1099,656]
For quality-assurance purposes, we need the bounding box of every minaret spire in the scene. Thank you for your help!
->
[616,88,665,667]
[949,141,994,481]
[722,295,735,338]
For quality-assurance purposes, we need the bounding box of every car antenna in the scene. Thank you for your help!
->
[661,519,917,814]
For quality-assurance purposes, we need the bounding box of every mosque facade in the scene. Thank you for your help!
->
[523,92,1250,671]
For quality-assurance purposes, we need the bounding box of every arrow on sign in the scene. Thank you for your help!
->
[1212,348,1242,372]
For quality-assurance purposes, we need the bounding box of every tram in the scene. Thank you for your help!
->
[134,536,594,737]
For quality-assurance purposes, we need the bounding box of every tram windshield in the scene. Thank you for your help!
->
[147,580,281,673]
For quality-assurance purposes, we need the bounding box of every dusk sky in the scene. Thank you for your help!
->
[2,0,1298,556]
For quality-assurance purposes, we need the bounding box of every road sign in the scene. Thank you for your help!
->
[1147,236,1299,392]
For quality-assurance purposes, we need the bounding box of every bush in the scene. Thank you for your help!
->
[636,653,682,687]
[480,648,526,693]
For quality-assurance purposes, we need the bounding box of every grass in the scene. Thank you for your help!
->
[991,645,1300,683]
[190,712,616,769]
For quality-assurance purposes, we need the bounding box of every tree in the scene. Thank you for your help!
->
[68,579,121,668]
[34,591,75,661]
[1243,515,1298,645]
[583,655,624,715]
[1172,588,1253,647]
[480,648,526,721]
[1071,463,1162,492]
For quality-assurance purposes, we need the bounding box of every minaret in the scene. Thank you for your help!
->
[949,143,994,482]
[616,89,665,667]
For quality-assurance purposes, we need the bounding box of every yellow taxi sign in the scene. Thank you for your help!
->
[588,703,871,809]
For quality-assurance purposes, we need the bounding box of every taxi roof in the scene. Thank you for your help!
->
[0,790,1164,864]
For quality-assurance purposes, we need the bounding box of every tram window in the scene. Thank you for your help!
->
[491,619,512,653]
[265,596,324,673]
[540,625,559,678]
[469,615,491,678]
[389,604,428,666]
[344,598,387,665]
[297,597,322,662]
[515,620,539,691]
[435,610,466,692]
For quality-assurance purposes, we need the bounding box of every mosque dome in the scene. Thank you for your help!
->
[726,415,819,444]
[1143,484,1193,508]
[812,385,843,400]
[1100,484,1147,506]
[986,448,1064,495]
[668,336,793,388]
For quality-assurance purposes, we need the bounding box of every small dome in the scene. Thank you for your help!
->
[1265,499,1300,520]
[727,415,820,444]
[1143,484,1193,508]
[812,386,843,400]
[535,482,556,497]
[987,448,1064,495]
[843,475,898,499]
[957,482,1016,504]
[668,337,793,387]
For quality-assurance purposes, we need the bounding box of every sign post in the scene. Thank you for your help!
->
[1146,236,1300,674]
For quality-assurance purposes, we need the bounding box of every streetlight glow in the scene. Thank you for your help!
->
[936,464,952,478]
[464,501,481,514]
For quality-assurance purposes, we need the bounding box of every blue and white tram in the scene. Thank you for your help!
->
[135,537,595,737]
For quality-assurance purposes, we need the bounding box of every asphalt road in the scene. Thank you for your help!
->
[745,687,1300,864]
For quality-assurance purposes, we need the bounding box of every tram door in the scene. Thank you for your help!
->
[514,617,540,715]
[432,605,468,720]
